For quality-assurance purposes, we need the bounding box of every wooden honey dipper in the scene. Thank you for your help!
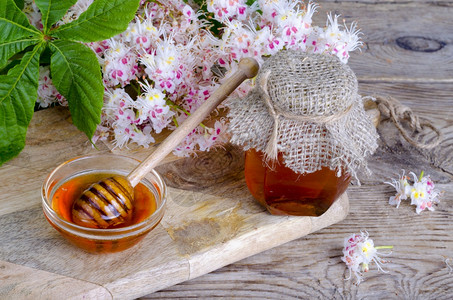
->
[72,58,260,229]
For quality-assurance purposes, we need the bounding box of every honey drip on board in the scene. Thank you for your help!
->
[244,149,351,216]
[52,172,157,229]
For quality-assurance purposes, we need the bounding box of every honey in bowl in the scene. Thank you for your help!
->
[47,172,160,253]
[52,172,157,229]
[42,154,166,253]
[245,149,351,216]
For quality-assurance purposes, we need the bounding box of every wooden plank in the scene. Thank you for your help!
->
[0,203,190,299]
[0,106,349,299]
[0,165,44,216]
[0,261,112,300]
[143,79,453,298]
[160,187,348,280]
[3,80,449,300]
[358,82,453,180]
[311,2,453,81]
[144,90,453,298]
[144,184,453,299]
[2,1,451,298]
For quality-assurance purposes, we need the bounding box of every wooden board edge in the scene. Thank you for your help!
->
[185,193,349,280]
[0,260,112,299]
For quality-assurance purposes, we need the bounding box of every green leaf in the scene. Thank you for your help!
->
[0,38,40,69]
[35,0,78,32]
[49,40,103,139]
[0,59,21,75]
[0,43,43,165]
[0,0,41,42]
[39,46,52,65]
[191,0,204,6]
[14,0,24,10]
[50,0,140,42]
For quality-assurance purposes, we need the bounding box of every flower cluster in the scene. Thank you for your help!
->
[385,170,442,214]
[342,231,392,284]
[25,0,363,156]
[37,66,67,108]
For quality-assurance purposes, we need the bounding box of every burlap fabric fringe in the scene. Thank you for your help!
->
[371,95,442,149]
[227,50,379,180]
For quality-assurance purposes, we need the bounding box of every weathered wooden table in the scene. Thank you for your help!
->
[144,1,453,298]
[1,1,452,299]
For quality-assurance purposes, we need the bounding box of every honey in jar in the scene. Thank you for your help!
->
[245,149,351,216]
[227,51,378,217]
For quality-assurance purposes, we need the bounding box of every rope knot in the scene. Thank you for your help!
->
[374,96,442,149]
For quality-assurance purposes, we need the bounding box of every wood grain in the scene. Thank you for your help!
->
[0,261,112,300]
[1,0,452,299]
[142,1,453,297]
[144,188,453,299]
[312,2,453,82]
[0,108,348,299]
[142,82,453,298]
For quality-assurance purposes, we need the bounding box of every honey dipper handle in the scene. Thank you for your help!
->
[127,58,260,187]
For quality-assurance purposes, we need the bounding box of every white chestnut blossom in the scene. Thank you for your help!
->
[342,231,392,285]
[136,81,174,134]
[207,0,249,21]
[25,0,363,156]
[37,66,66,108]
[384,170,412,208]
[386,171,442,214]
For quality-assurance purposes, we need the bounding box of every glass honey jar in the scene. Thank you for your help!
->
[244,149,351,216]
[227,50,378,217]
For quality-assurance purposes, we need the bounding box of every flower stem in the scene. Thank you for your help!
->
[419,171,424,181]
[173,116,179,127]
[129,80,142,96]
[166,99,207,129]
[375,246,394,250]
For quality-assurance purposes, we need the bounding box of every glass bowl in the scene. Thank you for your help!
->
[42,153,167,253]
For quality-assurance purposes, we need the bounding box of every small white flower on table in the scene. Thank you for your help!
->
[342,231,393,284]
[385,170,442,214]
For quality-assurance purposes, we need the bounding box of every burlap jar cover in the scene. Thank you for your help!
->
[227,50,379,181]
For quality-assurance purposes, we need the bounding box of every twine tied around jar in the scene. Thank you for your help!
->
[258,70,354,161]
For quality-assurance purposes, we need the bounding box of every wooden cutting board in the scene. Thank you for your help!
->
[0,107,349,299]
